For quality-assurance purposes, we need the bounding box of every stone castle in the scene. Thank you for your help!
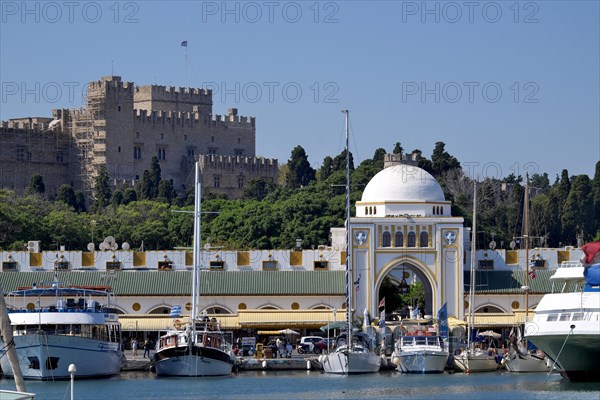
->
[0,76,279,199]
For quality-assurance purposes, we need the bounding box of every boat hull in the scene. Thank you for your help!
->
[453,352,498,372]
[526,334,600,381]
[396,350,449,374]
[0,334,121,380]
[503,351,551,373]
[322,351,381,374]
[154,344,233,376]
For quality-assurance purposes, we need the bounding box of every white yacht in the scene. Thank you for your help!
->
[0,284,122,380]
[391,320,448,373]
[320,110,381,375]
[153,162,234,377]
[525,258,600,381]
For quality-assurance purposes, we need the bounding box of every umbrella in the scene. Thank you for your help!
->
[478,330,501,338]
[279,329,300,335]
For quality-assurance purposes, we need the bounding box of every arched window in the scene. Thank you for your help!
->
[365,207,368,215]
[395,231,404,247]
[419,231,428,247]
[440,206,443,215]
[407,231,416,247]
[369,207,372,215]
[373,206,377,215]
[382,231,391,247]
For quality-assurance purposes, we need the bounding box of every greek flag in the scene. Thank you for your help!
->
[169,305,182,318]
[180,40,188,47]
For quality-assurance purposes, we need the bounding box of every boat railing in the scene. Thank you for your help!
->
[559,261,583,268]
[400,335,443,348]
[9,305,108,314]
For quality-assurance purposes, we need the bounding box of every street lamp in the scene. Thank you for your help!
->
[68,364,76,400]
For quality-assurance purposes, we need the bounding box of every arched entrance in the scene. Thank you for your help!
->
[377,262,435,318]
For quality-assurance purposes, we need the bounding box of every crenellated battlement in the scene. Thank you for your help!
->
[88,76,134,97]
[133,108,255,128]
[135,84,212,101]
[1,118,52,132]
[198,154,278,171]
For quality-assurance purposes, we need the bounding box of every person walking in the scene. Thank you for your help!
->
[143,338,151,358]
[131,337,138,359]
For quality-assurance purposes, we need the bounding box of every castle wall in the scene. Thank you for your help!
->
[133,85,212,115]
[0,122,72,197]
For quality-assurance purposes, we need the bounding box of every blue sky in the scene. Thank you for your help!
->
[1,1,599,180]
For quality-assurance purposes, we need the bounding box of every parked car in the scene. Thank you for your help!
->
[298,336,327,354]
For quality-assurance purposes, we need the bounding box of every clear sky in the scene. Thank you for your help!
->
[1,1,599,180]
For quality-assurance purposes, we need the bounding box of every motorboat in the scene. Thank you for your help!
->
[0,283,122,380]
[525,243,600,381]
[153,162,234,376]
[391,319,448,373]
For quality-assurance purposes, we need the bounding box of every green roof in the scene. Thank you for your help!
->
[465,270,560,294]
[0,271,345,296]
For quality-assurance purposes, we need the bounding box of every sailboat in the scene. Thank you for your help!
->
[503,174,551,373]
[453,180,499,373]
[153,162,234,376]
[321,110,381,374]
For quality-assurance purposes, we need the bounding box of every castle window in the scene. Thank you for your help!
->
[395,231,404,247]
[187,147,195,157]
[211,136,215,142]
[238,137,241,144]
[238,175,244,189]
[184,134,187,141]
[419,231,428,247]
[56,151,64,163]
[118,106,121,112]
[234,149,243,156]
[407,231,416,247]
[16,148,24,162]
[208,148,217,155]
[136,132,140,138]
[118,146,121,153]
[160,133,164,140]
[158,147,166,160]
[27,151,32,162]
[214,176,220,188]
[134,147,142,159]
[382,231,391,247]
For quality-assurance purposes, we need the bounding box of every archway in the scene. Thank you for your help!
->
[377,262,435,318]
[203,306,233,315]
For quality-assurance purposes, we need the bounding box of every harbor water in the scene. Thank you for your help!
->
[2,370,599,400]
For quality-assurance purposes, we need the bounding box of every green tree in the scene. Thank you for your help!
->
[319,156,334,181]
[25,173,45,196]
[92,166,112,212]
[157,179,175,204]
[243,178,276,201]
[431,141,461,177]
[592,161,600,237]
[123,187,138,204]
[561,175,594,243]
[285,145,316,189]
[556,169,571,211]
[74,191,86,212]
[56,184,77,209]
[392,142,404,156]
[331,149,355,173]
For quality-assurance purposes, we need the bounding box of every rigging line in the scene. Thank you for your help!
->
[545,324,575,383]
[347,116,363,165]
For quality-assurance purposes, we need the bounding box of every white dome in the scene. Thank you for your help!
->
[361,165,445,203]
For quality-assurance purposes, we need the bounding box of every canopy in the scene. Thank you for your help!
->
[320,321,347,332]
[9,287,110,297]
[478,330,501,338]
[279,329,300,335]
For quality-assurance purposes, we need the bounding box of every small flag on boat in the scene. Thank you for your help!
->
[378,297,385,309]
[528,269,536,279]
[169,305,182,318]
[180,40,188,47]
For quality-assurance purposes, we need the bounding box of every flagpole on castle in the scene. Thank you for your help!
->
[181,40,188,87]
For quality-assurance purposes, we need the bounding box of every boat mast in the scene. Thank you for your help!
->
[524,174,530,322]
[191,161,202,323]
[468,180,477,351]
[342,109,352,349]
[0,287,27,392]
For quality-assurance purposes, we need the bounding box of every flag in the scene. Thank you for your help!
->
[378,297,385,309]
[410,307,420,319]
[169,305,182,318]
[528,269,536,279]
[180,40,188,47]
[437,302,448,338]
[582,242,600,264]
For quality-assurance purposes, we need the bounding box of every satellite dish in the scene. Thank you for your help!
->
[122,242,130,251]
[111,243,118,251]
[99,242,107,251]
[87,243,95,252]
[104,236,115,246]
[510,240,516,250]
[489,240,497,250]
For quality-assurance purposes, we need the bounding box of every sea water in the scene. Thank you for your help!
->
[1,370,599,400]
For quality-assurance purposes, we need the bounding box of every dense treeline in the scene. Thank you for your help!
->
[1,146,599,252]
